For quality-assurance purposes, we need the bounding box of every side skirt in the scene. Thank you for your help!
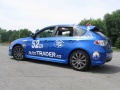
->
[25,54,68,64]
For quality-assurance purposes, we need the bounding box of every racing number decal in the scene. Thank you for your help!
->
[30,40,62,58]
[32,40,39,48]
[32,40,43,48]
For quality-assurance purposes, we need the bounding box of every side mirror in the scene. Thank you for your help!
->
[35,29,39,33]
[30,33,35,38]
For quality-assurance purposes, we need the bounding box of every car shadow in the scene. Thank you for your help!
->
[27,59,71,69]
[11,58,120,74]
[89,64,120,74]
[11,58,71,69]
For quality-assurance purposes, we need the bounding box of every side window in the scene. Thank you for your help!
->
[36,27,55,38]
[55,27,73,37]
[75,27,86,36]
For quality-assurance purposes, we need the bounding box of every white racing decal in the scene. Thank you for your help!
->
[22,40,27,48]
[54,40,64,48]
[28,51,61,58]
[92,51,100,60]
[80,33,95,39]
[87,26,90,30]
[32,40,43,48]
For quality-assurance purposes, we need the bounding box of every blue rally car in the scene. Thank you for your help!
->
[9,24,113,71]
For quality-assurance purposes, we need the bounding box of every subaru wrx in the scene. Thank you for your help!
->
[9,24,113,71]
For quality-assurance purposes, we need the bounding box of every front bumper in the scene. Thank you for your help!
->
[9,45,13,56]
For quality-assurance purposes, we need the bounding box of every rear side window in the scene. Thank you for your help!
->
[95,31,107,38]
[91,27,107,38]
[75,27,86,36]
[55,27,73,37]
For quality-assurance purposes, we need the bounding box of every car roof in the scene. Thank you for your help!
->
[44,24,74,28]
[39,24,96,31]
[49,24,96,30]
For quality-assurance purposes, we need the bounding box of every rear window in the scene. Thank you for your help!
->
[91,27,107,38]
[75,27,86,36]
[95,31,107,38]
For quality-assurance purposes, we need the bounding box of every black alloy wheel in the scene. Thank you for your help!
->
[13,46,24,60]
[70,50,90,71]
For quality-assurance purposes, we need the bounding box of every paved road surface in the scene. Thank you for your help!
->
[0,46,120,90]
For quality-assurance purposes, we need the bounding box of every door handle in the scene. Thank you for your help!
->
[69,40,74,42]
[44,40,48,43]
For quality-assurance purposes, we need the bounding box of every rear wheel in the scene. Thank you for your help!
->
[69,50,90,71]
[13,46,24,60]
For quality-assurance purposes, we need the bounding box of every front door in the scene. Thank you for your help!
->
[26,27,55,58]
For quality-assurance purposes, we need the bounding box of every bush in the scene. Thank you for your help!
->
[115,37,120,49]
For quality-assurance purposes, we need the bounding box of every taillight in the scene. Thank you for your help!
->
[94,40,108,46]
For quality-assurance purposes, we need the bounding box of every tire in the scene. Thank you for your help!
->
[13,46,24,60]
[69,50,90,71]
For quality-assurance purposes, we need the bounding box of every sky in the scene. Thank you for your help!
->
[0,0,120,32]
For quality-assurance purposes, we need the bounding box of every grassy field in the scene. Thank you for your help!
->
[0,43,10,46]
[112,47,120,52]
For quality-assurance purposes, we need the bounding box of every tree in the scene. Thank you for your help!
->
[19,29,32,38]
[9,31,19,42]
[115,37,120,48]
[104,9,120,46]
[0,28,32,42]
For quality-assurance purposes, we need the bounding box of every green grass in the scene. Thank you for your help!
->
[112,47,120,52]
[0,43,10,46]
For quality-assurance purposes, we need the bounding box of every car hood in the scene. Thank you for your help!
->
[10,37,31,45]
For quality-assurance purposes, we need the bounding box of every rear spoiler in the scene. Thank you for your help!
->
[79,25,102,31]
[90,27,102,32]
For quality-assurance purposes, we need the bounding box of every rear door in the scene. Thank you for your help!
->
[48,27,77,60]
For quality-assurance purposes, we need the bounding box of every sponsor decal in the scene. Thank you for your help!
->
[86,22,91,30]
[75,32,95,40]
[87,26,90,30]
[54,40,64,48]
[22,40,27,48]
[28,51,61,58]
[32,40,43,48]
[80,32,95,39]
[92,51,100,60]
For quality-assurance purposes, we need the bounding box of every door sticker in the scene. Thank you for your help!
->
[22,40,27,48]
[28,51,61,58]
[92,51,100,60]
[32,40,43,48]
[54,40,64,48]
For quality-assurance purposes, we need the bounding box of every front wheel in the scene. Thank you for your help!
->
[69,50,90,71]
[13,46,24,60]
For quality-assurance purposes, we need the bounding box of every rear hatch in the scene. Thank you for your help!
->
[91,27,112,52]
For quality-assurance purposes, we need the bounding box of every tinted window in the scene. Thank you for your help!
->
[55,27,73,37]
[75,27,86,36]
[36,27,55,38]
[95,31,107,38]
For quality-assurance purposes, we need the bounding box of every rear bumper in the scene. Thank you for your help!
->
[91,51,113,66]
[105,52,113,62]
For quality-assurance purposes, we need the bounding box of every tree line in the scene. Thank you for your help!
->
[0,28,32,43]
[0,9,120,48]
